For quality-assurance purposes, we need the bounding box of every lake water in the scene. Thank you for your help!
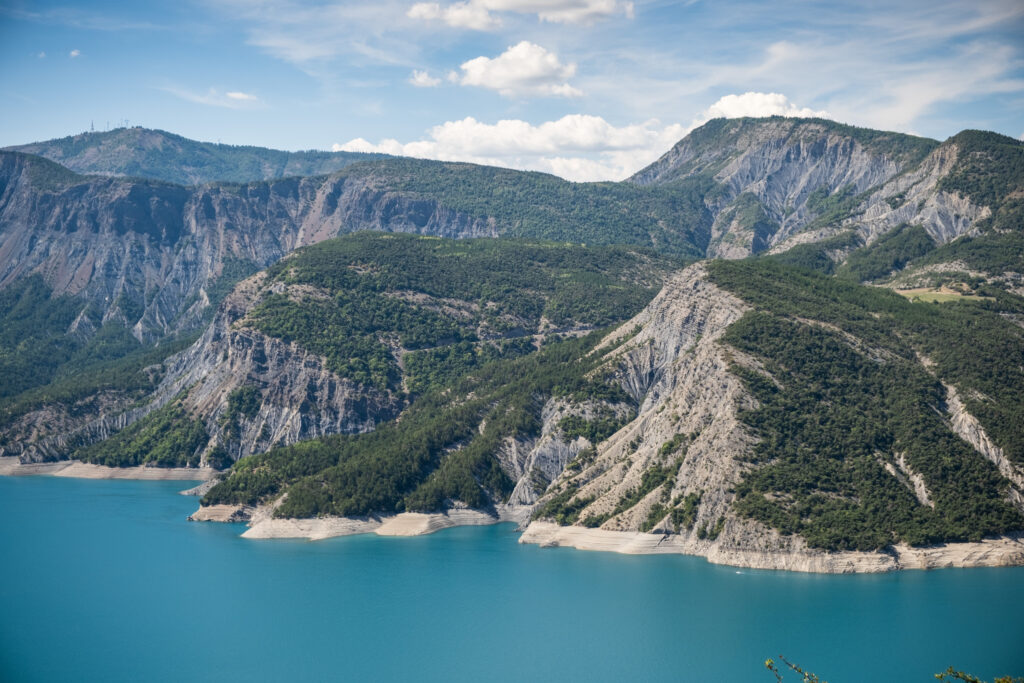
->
[1,476,1022,682]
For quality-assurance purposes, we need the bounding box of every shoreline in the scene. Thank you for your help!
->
[518,521,1024,574]
[190,502,532,541]
[188,500,1024,573]
[0,456,216,482]
[6,459,1021,574]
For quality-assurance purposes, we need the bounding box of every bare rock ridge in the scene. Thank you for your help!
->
[630,117,994,258]
[0,151,496,342]
[1,118,1010,347]
[518,262,1024,572]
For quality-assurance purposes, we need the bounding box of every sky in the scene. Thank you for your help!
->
[1,0,1023,181]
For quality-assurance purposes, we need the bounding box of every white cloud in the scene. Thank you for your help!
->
[202,0,419,68]
[69,49,80,58]
[160,86,263,109]
[406,0,633,29]
[37,51,45,58]
[328,92,831,182]
[407,2,501,30]
[459,42,581,97]
[701,92,830,122]
[225,91,259,101]
[409,69,441,87]
[333,114,686,181]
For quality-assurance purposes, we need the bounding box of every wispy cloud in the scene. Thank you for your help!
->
[205,0,419,67]
[409,70,441,87]
[569,0,1024,136]
[69,49,81,58]
[406,0,634,30]
[2,6,166,32]
[160,86,263,109]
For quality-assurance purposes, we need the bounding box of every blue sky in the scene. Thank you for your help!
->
[2,0,1023,180]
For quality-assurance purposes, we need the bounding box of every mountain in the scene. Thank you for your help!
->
[185,251,1024,570]
[2,118,1023,570]
[3,127,383,185]
[3,118,1015,353]
[0,149,710,345]
[525,260,1024,569]
[7,233,682,466]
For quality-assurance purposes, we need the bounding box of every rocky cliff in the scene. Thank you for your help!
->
[2,119,1013,350]
[630,117,1005,262]
[0,152,497,341]
[524,261,1024,568]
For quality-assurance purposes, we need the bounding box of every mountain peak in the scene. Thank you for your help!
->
[630,116,939,186]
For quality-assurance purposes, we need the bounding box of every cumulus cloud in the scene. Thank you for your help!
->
[69,49,80,58]
[333,114,686,181]
[407,0,633,29]
[161,86,262,109]
[409,69,441,87]
[328,92,830,182]
[459,42,581,97]
[699,91,830,123]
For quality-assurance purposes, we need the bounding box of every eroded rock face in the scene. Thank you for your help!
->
[501,398,627,507]
[148,273,402,465]
[0,154,496,342]
[632,119,992,260]
[532,263,807,557]
[854,143,990,246]
[8,272,404,465]
[945,383,1024,514]
[633,119,907,256]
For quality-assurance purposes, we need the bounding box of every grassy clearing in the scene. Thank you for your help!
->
[894,287,992,303]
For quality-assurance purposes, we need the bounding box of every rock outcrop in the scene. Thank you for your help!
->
[143,272,402,465]
[530,264,802,556]
[0,152,496,342]
[632,117,998,260]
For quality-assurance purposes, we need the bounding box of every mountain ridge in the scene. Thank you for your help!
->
[3,127,385,186]
[2,118,1023,572]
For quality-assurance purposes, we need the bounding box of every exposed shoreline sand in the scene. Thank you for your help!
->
[518,521,1024,574]
[189,502,532,541]
[189,499,1024,573]
[0,456,215,481]
[7,455,1022,574]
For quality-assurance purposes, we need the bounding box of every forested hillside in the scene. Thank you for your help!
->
[33,234,680,471]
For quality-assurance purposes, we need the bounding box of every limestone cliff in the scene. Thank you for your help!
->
[0,152,496,342]
[524,262,1024,569]
[631,117,998,261]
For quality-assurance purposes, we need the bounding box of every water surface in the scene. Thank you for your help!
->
[1,476,1021,682]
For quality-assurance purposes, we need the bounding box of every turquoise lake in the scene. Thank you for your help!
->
[1,476,1022,682]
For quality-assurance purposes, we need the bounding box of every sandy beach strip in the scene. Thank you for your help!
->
[519,521,1024,574]
[233,505,532,541]
[0,457,216,481]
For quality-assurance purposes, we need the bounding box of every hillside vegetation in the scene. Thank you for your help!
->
[246,233,683,391]
[708,260,1024,550]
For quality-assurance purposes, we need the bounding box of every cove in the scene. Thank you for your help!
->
[1,476,1022,682]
